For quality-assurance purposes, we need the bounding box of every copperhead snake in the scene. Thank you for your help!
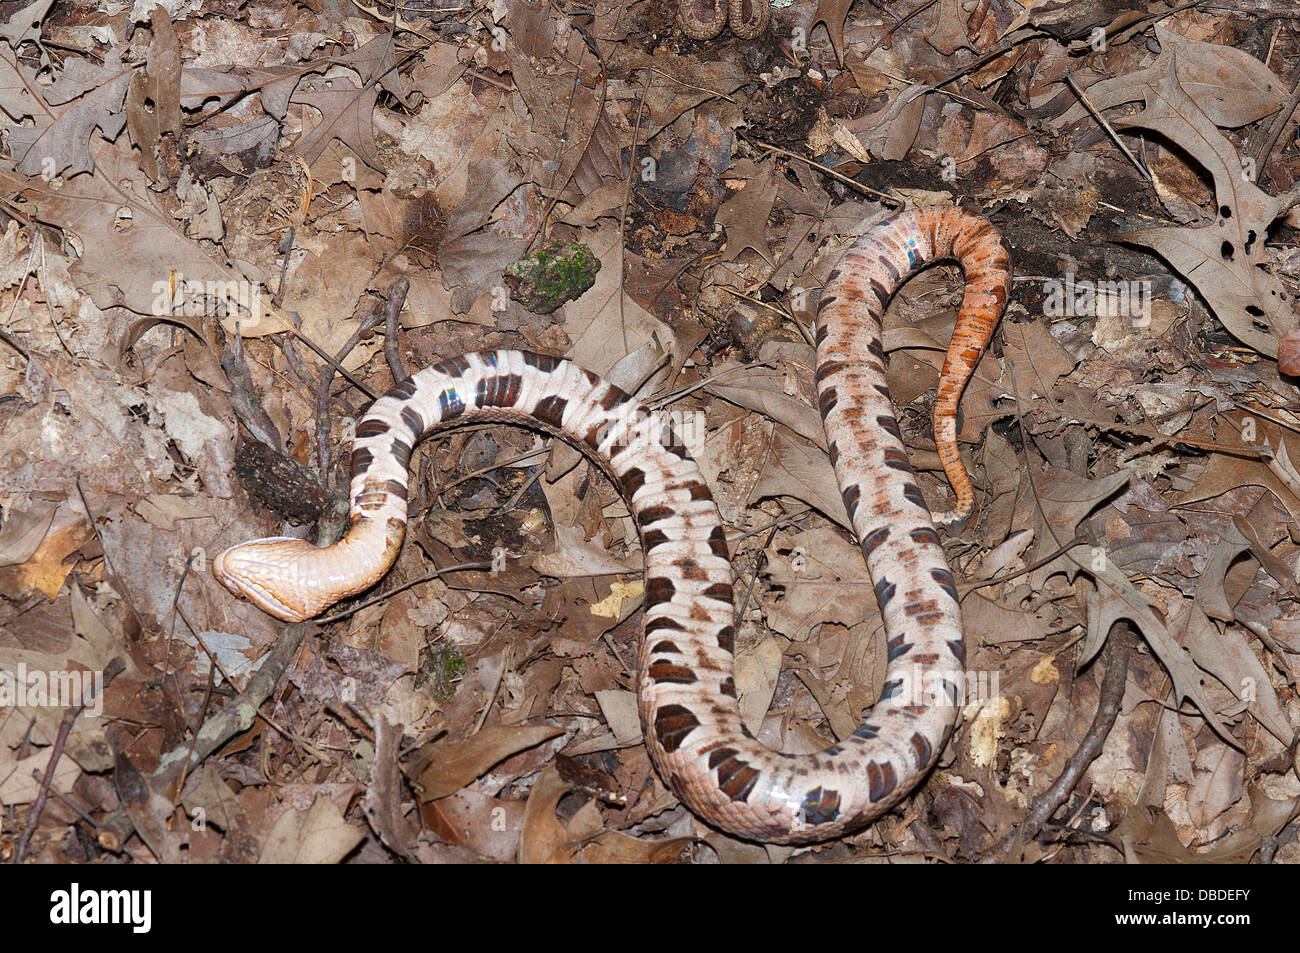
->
[214,205,1011,843]
[678,0,770,40]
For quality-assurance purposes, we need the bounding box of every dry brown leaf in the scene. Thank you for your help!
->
[437,158,531,314]
[533,524,639,578]
[810,0,860,66]
[1000,320,1081,408]
[518,764,575,863]
[287,33,412,172]
[1174,602,1292,746]
[839,89,926,163]
[364,717,418,861]
[412,725,565,801]
[736,635,784,737]
[706,342,824,444]
[115,745,183,864]
[290,74,384,172]
[594,689,641,745]
[611,50,748,138]
[1188,743,1245,831]
[0,746,80,805]
[749,427,846,530]
[1118,784,1296,863]
[1179,418,1300,524]
[717,159,778,263]
[0,46,130,178]
[125,7,182,187]
[258,794,365,863]
[0,501,56,568]
[0,502,92,601]
[1057,26,1285,131]
[425,788,525,861]
[1,142,288,332]
[759,527,878,638]
[1194,517,1253,622]
[132,494,211,533]
[577,831,696,863]
[0,0,54,48]
[562,224,674,377]
[1085,578,1232,745]
[962,591,1051,645]
[1092,48,1294,357]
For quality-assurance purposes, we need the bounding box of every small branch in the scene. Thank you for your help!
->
[155,624,308,793]
[960,535,1089,594]
[994,626,1133,861]
[13,658,125,862]
[1066,73,1151,183]
[220,329,284,449]
[382,277,411,382]
[744,138,903,205]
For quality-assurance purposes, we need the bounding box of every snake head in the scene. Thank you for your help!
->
[212,537,326,622]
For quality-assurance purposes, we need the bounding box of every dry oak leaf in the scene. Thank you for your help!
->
[612,50,748,139]
[759,526,879,639]
[748,426,847,531]
[1057,26,1285,132]
[561,224,674,377]
[1175,601,1292,747]
[290,74,385,172]
[438,157,530,314]
[1060,32,1295,358]
[1082,572,1233,747]
[0,141,288,332]
[1012,466,1228,740]
[704,342,826,447]
[1116,784,1296,863]
[809,0,857,65]
[0,0,55,48]
[125,6,183,186]
[0,46,130,178]
[839,89,926,163]
[519,764,577,863]
[426,789,526,861]
[0,502,92,601]
[1178,417,1300,525]
[288,31,414,172]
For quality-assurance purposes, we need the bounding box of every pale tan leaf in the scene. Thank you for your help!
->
[0,140,289,332]
[736,636,783,736]
[704,343,825,447]
[759,527,877,637]
[1057,25,1285,130]
[0,748,80,805]
[258,794,365,864]
[594,689,642,746]
[1175,603,1293,746]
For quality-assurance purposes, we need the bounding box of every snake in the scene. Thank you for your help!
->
[678,0,770,40]
[213,205,1010,844]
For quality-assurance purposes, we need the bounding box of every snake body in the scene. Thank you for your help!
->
[214,205,1010,843]
[678,0,770,40]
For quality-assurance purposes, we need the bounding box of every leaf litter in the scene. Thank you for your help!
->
[0,0,1298,867]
